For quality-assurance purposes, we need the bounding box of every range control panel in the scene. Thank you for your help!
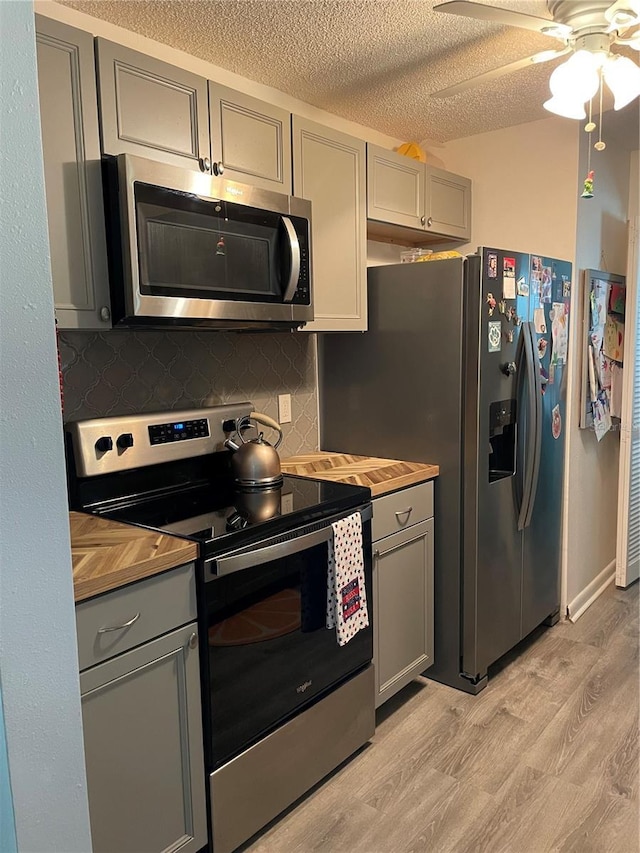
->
[149,418,210,445]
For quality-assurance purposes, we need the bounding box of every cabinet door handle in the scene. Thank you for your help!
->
[199,156,211,173]
[395,507,413,519]
[188,632,198,650]
[420,215,426,226]
[213,161,225,176]
[97,612,140,633]
[427,217,433,227]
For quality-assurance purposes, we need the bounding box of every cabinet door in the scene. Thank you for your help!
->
[425,165,471,241]
[367,143,425,230]
[373,518,434,708]
[293,117,367,332]
[35,17,111,330]
[96,39,210,172]
[80,623,207,853]
[209,83,292,193]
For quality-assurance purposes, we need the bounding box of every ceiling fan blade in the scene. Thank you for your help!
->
[430,47,571,98]
[433,1,572,39]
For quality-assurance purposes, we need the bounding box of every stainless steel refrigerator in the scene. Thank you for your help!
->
[320,248,572,693]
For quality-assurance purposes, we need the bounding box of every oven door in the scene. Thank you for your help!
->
[109,154,313,327]
[202,506,373,769]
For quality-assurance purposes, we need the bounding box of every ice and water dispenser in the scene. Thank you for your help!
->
[489,399,516,482]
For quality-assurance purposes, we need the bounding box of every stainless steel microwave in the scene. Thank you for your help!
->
[103,154,313,330]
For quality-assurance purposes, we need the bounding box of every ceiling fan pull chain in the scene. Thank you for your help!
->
[594,71,606,152]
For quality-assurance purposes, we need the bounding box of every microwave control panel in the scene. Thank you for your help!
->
[149,418,210,445]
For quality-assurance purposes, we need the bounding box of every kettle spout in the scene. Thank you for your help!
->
[224,438,240,452]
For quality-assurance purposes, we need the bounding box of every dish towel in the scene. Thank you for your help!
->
[326,511,369,646]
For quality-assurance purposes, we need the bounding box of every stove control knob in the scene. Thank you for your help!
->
[95,436,113,453]
[116,432,134,450]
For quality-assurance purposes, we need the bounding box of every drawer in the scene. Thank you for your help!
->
[372,481,434,541]
[76,562,196,671]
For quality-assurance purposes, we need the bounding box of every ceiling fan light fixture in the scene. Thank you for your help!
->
[545,51,601,113]
[603,54,640,108]
[543,95,587,120]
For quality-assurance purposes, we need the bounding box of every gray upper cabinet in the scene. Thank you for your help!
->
[425,165,471,241]
[35,16,111,330]
[367,143,424,230]
[96,39,210,172]
[209,83,292,193]
[366,143,471,243]
[293,116,367,332]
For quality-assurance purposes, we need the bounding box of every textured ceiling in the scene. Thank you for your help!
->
[58,0,628,143]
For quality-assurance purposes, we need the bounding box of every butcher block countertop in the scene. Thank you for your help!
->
[281,452,438,497]
[70,511,198,603]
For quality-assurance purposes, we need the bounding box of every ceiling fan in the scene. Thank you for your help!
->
[432,0,640,114]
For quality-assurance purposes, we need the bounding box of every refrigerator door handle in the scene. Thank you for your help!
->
[517,322,538,531]
[523,322,543,529]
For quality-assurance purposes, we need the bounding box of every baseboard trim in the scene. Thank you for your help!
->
[567,561,616,623]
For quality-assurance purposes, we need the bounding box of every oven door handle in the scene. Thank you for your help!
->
[208,505,372,577]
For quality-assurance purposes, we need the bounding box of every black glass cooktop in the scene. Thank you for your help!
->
[97,473,369,556]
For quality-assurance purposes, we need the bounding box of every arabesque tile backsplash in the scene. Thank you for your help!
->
[59,330,319,456]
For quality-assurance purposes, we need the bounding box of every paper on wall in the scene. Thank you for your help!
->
[593,393,612,442]
[588,344,598,403]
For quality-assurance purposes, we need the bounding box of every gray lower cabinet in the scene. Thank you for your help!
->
[35,16,111,330]
[77,567,207,853]
[372,483,434,707]
[366,143,471,244]
[292,116,367,332]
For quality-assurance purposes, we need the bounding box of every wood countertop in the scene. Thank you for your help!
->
[281,452,438,497]
[70,511,198,603]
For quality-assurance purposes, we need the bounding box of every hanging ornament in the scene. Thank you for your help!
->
[582,170,595,198]
[581,98,595,199]
[216,235,226,256]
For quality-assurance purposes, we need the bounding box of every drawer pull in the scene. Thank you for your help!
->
[97,612,140,633]
[395,507,413,519]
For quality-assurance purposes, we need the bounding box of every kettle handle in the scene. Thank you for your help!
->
[239,411,283,449]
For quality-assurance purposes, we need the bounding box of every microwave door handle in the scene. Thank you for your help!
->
[281,216,300,303]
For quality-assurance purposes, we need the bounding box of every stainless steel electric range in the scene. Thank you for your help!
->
[66,402,374,853]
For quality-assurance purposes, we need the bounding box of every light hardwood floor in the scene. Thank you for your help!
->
[242,581,639,853]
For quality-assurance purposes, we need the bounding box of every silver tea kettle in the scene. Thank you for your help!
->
[224,411,283,487]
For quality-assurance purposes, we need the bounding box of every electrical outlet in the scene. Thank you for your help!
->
[278,393,292,424]
[280,492,294,514]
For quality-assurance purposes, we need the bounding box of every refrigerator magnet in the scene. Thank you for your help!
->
[488,321,502,352]
[488,253,498,278]
[537,337,548,359]
[552,404,562,439]
[498,299,507,315]
[503,257,516,299]
[562,276,571,298]
[487,292,497,315]
[505,329,515,343]
[517,276,529,296]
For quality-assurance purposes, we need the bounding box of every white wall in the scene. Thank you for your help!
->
[433,116,580,259]
[566,110,636,610]
[0,3,92,851]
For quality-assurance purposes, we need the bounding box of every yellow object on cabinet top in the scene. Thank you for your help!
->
[395,141,427,162]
